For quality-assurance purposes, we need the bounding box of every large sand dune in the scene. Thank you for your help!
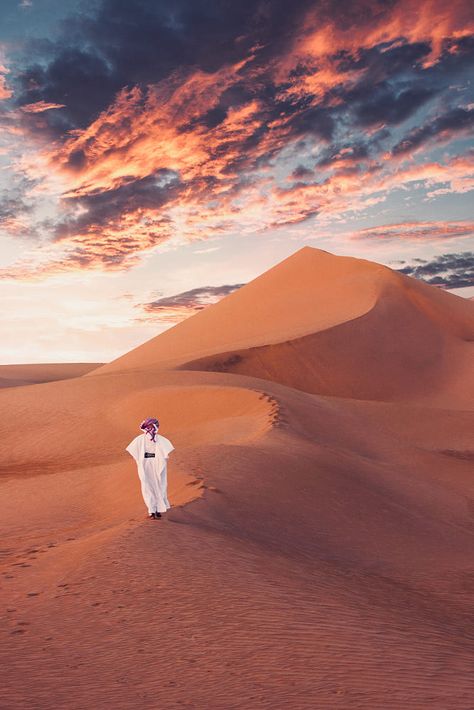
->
[91,248,387,375]
[1,247,473,708]
[92,248,474,407]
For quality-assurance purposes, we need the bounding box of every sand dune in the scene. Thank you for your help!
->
[1,247,474,708]
[181,276,474,406]
[91,248,387,375]
[0,363,102,389]
[92,248,474,407]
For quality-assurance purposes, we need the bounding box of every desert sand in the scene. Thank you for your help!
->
[0,363,102,389]
[1,247,473,709]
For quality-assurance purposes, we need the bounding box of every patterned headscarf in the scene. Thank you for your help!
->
[140,417,160,441]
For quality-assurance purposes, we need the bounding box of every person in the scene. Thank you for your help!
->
[125,417,175,520]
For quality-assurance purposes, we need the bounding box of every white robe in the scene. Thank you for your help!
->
[125,433,175,514]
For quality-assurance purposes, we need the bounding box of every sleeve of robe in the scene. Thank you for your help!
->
[158,434,175,459]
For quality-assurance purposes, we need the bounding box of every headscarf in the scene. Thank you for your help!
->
[140,417,160,442]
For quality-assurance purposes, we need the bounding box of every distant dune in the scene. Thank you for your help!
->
[1,247,473,709]
[0,363,102,389]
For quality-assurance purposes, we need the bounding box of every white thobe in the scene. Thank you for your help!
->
[125,432,175,515]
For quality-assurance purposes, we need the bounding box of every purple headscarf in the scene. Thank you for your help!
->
[140,417,160,441]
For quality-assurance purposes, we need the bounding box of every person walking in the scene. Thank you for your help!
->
[126,417,175,519]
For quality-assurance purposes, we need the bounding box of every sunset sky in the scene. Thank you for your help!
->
[1,0,473,363]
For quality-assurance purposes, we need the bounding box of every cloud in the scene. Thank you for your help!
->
[0,63,12,100]
[0,175,38,237]
[291,164,314,179]
[392,106,474,156]
[354,85,436,128]
[397,251,474,288]
[20,101,66,113]
[1,0,473,279]
[138,283,246,323]
[12,0,315,135]
[316,141,372,168]
[350,220,474,242]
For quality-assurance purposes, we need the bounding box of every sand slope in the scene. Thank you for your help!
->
[1,247,474,708]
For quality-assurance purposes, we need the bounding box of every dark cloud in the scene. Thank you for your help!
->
[12,0,316,136]
[334,34,474,133]
[53,169,182,240]
[316,141,370,167]
[16,47,123,136]
[292,164,314,179]
[141,282,247,319]
[398,252,474,289]
[336,40,433,77]
[287,105,335,140]
[392,106,474,156]
[354,85,436,128]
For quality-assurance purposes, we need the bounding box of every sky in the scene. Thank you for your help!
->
[0,0,473,364]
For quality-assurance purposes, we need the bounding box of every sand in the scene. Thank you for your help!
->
[0,363,102,389]
[1,247,473,709]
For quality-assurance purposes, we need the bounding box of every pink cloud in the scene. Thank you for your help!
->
[0,64,12,100]
[351,220,474,242]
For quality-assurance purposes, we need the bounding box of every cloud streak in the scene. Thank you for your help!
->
[351,220,474,242]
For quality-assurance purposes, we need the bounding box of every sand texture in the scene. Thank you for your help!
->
[1,248,473,709]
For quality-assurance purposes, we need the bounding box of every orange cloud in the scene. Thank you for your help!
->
[299,0,473,65]
[20,101,66,113]
[267,0,474,115]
